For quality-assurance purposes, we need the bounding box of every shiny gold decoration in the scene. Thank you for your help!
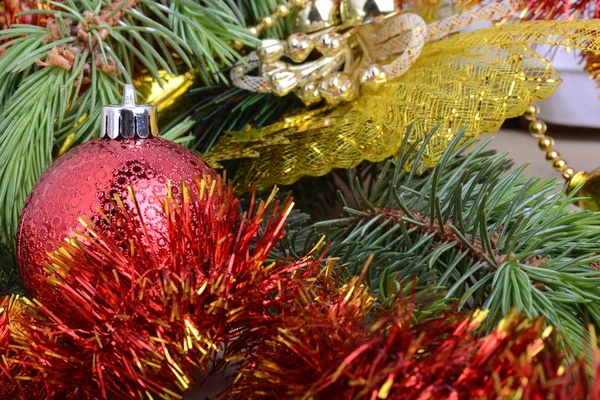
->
[583,51,600,88]
[240,31,349,101]
[57,133,76,158]
[291,0,308,8]
[234,28,352,105]
[525,104,600,211]
[56,114,87,157]
[233,0,514,107]
[517,101,600,211]
[270,69,298,96]
[524,102,579,198]
[523,103,540,120]
[553,158,567,171]
[359,64,387,91]
[209,20,600,191]
[568,171,600,211]
[231,40,244,51]
[134,69,196,126]
[562,167,575,180]
[570,171,588,190]
[246,1,308,40]
[315,32,345,56]
[319,72,358,104]
[257,39,285,63]
[294,0,340,33]
[286,33,314,62]
[296,82,323,105]
[545,150,559,162]
[262,60,288,75]
[249,26,262,36]
[538,137,553,151]
[276,4,291,18]
[260,15,276,30]
[340,0,398,25]
[529,120,547,136]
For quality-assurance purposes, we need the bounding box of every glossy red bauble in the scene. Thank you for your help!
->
[17,136,217,304]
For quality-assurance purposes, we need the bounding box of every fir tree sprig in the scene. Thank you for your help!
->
[240,0,288,39]
[170,86,300,153]
[280,129,600,353]
[0,0,273,249]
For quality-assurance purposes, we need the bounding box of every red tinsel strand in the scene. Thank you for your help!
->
[0,1,52,56]
[0,0,49,29]
[512,0,597,20]
[230,278,592,400]
[6,176,307,399]
[227,269,378,399]
[0,295,32,399]
[0,295,80,399]
[462,0,599,20]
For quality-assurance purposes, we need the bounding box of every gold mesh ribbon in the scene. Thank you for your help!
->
[373,0,515,79]
[207,20,600,191]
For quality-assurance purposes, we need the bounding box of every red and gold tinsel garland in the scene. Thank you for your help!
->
[513,0,598,20]
[0,175,318,399]
[228,273,594,400]
[2,175,600,398]
[0,1,52,56]
[0,0,49,29]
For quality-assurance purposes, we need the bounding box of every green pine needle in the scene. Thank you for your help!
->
[281,128,600,355]
[0,0,275,249]
[0,67,69,249]
[176,86,299,153]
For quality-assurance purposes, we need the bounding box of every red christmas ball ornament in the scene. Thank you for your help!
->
[17,84,217,309]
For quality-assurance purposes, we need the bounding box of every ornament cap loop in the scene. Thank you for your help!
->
[101,84,158,139]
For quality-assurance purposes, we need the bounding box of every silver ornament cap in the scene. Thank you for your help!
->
[101,84,158,139]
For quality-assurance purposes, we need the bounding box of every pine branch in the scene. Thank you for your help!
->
[160,116,195,145]
[0,67,70,249]
[173,86,300,153]
[0,0,262,249]
[240,0,289,39]
[281,128,600,354]
[152,0,258,84]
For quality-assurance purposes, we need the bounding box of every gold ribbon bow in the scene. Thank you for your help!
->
[232,0,515,105]
[208,3,600,193]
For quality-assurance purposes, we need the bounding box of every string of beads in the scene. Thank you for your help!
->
[231,0,311,50]
[524,103,576,181]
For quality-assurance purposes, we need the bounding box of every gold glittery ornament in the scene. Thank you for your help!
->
[232,0,406,107]
[134,69,196,125]
[520,102,600,210]
[560,158,600,211]
[569,171,600,211]
[286,33,314,63]
[231,0,517,108]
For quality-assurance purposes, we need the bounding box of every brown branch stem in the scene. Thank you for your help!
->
[359,207,548,290]
[363,207,504,269]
